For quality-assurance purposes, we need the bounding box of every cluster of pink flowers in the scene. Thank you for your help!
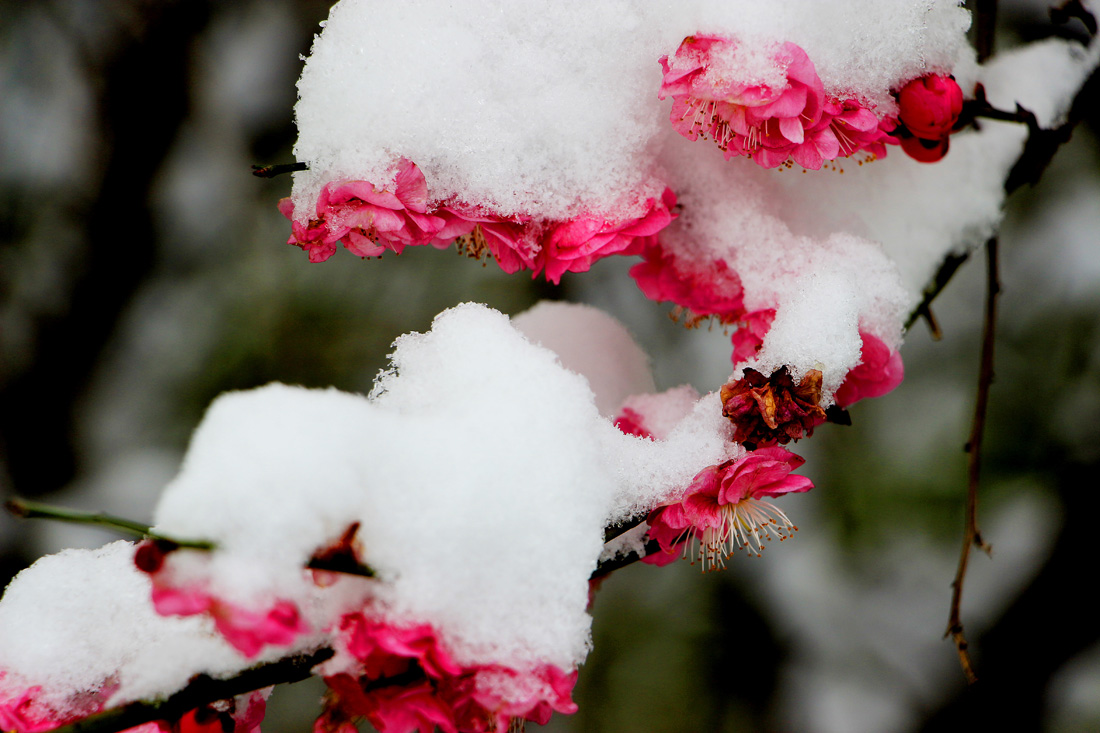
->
[317,613,576,733]
[659,35,968,168]
[280,160,677,284]
[643,447,813,570]
[659,35,898,170]
[129,536,578,733]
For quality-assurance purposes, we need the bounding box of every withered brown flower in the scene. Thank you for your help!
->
[720,366,828,450]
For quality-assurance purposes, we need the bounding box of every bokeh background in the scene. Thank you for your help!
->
[1,1,1098,731]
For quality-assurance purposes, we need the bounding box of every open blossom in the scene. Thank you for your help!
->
[318,615,577,733]
[644,447,813,570]
[833,331,905,408]
[720,367,827,449]
[279,159,446,262]
[659,35,894,169]
[446,665,578,732]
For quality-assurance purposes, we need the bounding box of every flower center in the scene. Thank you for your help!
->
[455,225,490,262]
[687,497,798,571]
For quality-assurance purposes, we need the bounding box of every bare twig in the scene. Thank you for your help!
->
[5,498,213,550]
[946,237,999,684]
[5,498,375,579]
[251,162,308,178]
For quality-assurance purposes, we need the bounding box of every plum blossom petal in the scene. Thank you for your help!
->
[538,189,677,284]
[833,331,905,408]
[146,581,308,658]
[730,309,776,364]
[630,241,745,326]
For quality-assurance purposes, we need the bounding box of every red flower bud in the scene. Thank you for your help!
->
[897,74,964,141]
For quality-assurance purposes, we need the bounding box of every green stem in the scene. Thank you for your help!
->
[5,498,214,550]
[5,498,376,578]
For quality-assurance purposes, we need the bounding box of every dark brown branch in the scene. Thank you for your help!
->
[47,648,334,733]
[591,538,662,579]
[602,514,647,543]
[251,162,308,178]
[945,237,999,685]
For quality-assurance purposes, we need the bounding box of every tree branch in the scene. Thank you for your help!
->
[945,236,999,684]
[591,538,662,579]
[44,649,334,733]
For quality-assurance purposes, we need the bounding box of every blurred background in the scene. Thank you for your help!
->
[1,1,1097,731]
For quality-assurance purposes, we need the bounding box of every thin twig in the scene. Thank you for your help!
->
[5,498,375,578]
[251,162,308,178]
[5,498,213,550]
[946,237,999,684]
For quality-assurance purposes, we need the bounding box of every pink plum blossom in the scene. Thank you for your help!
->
[893,74,964,163]
[659,35,894,169]
[833,331,905,408]
[279,159,446,262]
[0,685,64,733]
[644,447,813,570]
[445,665,578,732]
